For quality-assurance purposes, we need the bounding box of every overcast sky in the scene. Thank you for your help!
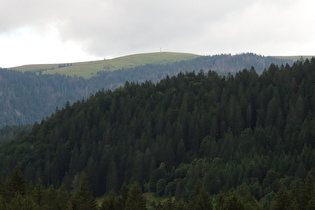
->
[1,0,314,67]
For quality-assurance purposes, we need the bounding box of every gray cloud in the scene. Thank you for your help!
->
[1,0,314,59]
[54,0,256,56]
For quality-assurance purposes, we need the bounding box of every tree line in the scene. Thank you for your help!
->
[1,167,315,209]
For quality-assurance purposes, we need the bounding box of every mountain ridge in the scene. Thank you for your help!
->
[9,52,309,79]
[9,52,199,79]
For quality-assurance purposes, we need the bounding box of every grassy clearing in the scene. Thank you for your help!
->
[95,194,106,207]
[10,52,199,79]
[144,193,171,209]
[95,192,169,209]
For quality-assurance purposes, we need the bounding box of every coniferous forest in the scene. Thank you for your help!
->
[0,53,292,127]
[0,58,315,209]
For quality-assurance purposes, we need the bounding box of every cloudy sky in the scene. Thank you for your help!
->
[1,0,314,67]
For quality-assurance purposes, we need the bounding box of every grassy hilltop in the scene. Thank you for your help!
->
[11,52,314,79]
[10,52,199,79]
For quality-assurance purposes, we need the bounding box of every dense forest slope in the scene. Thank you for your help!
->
[0,70,89,127]
[0,53,293,127]
[0,59,314,209]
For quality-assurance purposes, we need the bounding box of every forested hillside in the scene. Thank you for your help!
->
[0,69,89,127]
[0,58,314,209]
[0,53,293,127]
[0,125,31,143]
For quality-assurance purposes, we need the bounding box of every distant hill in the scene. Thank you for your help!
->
[10,52,199,79]
[0,53,295,127]
[9,52,303,79]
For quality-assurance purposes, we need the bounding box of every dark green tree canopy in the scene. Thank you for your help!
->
[0,58,314,209]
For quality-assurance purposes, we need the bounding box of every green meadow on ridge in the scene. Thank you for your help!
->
[10,52,311,79]
[10,52,199,78]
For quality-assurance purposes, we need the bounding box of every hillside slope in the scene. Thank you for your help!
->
[9,52,299,79]
[0,53,294,127]
[1,59,314,208]
[0,69,89,127]
[10,52,199,78]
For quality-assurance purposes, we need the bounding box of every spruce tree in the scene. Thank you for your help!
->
[187,182,213,210]
[71,175,97,210]
[125,182,146,210]
[4,167,26,199]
